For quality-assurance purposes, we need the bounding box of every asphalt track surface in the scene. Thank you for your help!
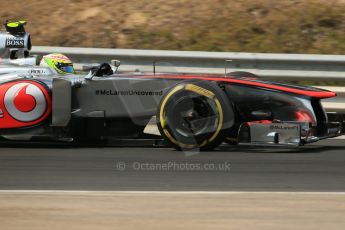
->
[0,139,344,191]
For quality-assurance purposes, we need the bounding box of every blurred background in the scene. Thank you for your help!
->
[0,0,344,53]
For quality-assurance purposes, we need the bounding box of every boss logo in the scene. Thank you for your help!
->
[5,38,25,48]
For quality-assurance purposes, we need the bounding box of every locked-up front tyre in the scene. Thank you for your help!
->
[157,81,234,151]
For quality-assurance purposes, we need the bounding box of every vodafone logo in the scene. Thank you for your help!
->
[3,82,48,122]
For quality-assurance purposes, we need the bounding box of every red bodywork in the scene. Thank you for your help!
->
[136,75,336,99]
[0,81,51,129]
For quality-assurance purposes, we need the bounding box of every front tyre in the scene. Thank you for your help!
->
[227,71,259,79]
[157,81,234,151]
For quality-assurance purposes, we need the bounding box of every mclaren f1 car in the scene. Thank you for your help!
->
[0,21,344,150]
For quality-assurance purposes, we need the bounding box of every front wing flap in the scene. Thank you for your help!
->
[238,121,343,147]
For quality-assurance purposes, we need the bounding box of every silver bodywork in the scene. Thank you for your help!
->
[250,122,301,146]
[0,58,342,146]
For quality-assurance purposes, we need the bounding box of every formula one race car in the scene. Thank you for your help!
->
[0,21,344,150]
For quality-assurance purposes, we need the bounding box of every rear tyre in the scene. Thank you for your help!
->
[157,81,234,151]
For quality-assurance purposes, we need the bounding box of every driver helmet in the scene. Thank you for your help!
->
[40,53,75,74]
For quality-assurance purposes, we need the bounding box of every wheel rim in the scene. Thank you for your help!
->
[165,92,220,141]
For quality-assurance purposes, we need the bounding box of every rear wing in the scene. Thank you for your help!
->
[0,20,35,65]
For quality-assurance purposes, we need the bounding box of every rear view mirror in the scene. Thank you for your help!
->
[111,60,121,73]
[111,60,121,68]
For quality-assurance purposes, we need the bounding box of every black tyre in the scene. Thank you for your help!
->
[227,71,259,79]
[157,80,234,151]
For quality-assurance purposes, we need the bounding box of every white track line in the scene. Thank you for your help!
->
[0,190,345,195]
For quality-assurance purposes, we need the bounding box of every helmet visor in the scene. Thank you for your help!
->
[55,62,75,74]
